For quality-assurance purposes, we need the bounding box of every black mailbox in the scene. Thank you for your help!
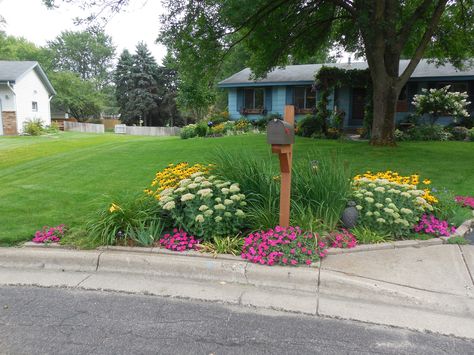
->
[267,119,295,145]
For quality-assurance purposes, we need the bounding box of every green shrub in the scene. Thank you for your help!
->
[296,114,322,137]
[207,111,229,125]
[450,126,469,141]
[45,121,60,134]
[255,113,281,131]
[195,121,209,137]
[405,125,451,141]
[86,193,163,246]
[235,117,252,132]
[158,173,247,240]
[469,128,474,141]
[434,188,473,226]
[23,119,44,136]
[180,124,197,139]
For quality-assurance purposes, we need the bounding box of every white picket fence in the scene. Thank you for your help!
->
[64,121,105,134]
[123,125,181,137]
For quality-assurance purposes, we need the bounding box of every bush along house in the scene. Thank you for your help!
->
[217,59,474,129]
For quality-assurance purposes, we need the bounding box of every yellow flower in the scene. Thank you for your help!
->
[423,179,431,185]
[109,203,120,213]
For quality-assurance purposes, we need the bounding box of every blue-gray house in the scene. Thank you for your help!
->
[218,59,474,128]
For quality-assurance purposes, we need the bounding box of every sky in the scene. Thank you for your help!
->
[0,0,168,64]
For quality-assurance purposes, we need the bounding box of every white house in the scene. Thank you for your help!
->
[0,61,56,135]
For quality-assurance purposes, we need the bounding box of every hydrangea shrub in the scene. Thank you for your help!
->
[412,86,470,126]
[159,172,246,239]
[241,226,327,266]
[352,178,434,237]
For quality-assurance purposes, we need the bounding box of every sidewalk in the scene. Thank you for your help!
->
[0,243,473,339]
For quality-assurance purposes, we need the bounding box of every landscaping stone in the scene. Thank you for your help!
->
[321,245,473,297]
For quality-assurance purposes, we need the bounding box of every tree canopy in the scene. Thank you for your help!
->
[48,26,115,89]
[158,0,474,145]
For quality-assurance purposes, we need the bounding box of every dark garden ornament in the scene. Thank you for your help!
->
[342,201,359,229]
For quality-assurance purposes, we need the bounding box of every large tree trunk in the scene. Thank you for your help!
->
[370,75,400,146]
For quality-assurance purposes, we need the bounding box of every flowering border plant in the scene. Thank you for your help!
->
[159,172,246,239]
[326,229,357,248]
[455,196,474,209]
[241,226,327,266]
[158,229,200,252]
[413,214,456,237]
[352,177,434,237]
[32,224,67,243]
[144,162,211,200]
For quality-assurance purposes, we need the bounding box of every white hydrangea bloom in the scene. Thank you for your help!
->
[198,205,209,211]
[214,204,226,210]
[224,199,233,205]
[195,214,205,223]
[181,193,195,202]
[235,209,245,217]
[162,201,176,210]
[229,184,240,193]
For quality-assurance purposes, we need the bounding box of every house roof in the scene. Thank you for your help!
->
[0,60,56,95]
[218,59,474,87]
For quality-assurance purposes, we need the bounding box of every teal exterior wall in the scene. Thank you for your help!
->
[225,78,473,127]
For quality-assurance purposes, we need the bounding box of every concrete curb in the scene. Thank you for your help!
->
[0,247,318,294]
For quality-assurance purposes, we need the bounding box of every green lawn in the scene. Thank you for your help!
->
[1,132,473,245]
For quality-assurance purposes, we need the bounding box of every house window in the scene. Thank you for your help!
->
[294,86,316,110]
[32,101,38,112]
[244,88,265,109]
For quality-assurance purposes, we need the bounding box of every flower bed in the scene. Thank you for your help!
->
[40,158,471,263]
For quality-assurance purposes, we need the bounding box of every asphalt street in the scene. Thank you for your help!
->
[0,286,473,355]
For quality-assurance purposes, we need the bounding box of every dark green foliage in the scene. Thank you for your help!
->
[180,124,198,139]
[114,44,181,126]
[296,115,323,137]
[404,125,451,141]
[450,126,469,141]
[47,26,115,89]
[195,121,209,137]
[254,113,281,131]
[50,71,104,121]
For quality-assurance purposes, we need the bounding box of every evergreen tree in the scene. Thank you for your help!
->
[113,49,134,123]
[127,42,160,126]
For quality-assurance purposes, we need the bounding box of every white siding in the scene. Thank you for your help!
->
[0,84,16,111]
[14,69,52,132]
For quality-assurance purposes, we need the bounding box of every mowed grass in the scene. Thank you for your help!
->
[1,132,473,245]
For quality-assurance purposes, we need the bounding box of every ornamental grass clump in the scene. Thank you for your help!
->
[32,224,67,243]
[159,172,246,239]
[241,226,327,266]
[158,229,200,252]
[413,214,456,237]
[352,177,434,237]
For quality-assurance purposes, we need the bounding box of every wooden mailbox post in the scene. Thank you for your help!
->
[266,105,295,227]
